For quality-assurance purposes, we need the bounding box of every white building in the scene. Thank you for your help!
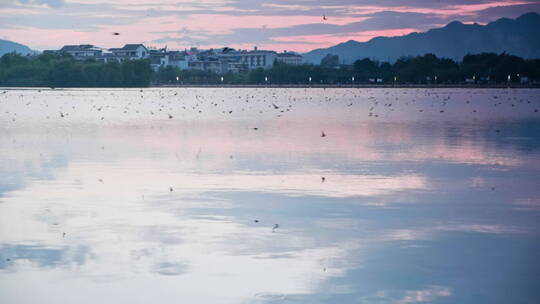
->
[52,43,297,74]
[150,54,169,71]
[109,44,149,59]
[276,52,304,65]
[189,60,228,74]
[168,51,190,70]
[238,47,277,70]
[59,45,102,58]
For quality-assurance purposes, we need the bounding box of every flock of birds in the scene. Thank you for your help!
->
[2,88,538,124]
[1,87,539,240]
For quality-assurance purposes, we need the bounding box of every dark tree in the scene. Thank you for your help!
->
[320,54,339,68]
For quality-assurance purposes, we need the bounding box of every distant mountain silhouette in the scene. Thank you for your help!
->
[0,39,36,56]
[303,12,540,64]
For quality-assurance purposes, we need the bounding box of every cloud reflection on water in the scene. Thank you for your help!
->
[1,88,539,303]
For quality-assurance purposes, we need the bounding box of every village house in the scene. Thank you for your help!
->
[109,44,149,59]
[189,59,228,74]
[237,47,277,70]
[46,43,303,73]
[167,51,190,70]
[56,44,103,58]
[276,51,304,65]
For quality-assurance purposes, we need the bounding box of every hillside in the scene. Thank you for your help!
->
[0,39,36,56]
[303,12,540,64]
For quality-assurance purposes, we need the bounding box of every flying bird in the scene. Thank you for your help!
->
[112,32,120,35]
[323,15,327,21]
[272,224,280,232]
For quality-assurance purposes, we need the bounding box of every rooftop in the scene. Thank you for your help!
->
[277,52,302,57]
[110,44,147,51]
[122,44,146,51]
[60,44,100,51]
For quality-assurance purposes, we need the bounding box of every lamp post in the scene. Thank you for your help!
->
[176,76,179,86]
[264,76,268,87]
[352,76,355,87]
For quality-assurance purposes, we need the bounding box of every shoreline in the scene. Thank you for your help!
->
[2,84,539,90]
[154,84,540,89]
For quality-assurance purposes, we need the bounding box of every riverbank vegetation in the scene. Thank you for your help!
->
[1,52,539,87]
[0,52,151,87]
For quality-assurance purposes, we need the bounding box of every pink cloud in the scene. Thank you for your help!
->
[449,0,531,16]
[1,13,369,51]
[348,1,530,17]
[177,14,365,30]
[1,0,537,52]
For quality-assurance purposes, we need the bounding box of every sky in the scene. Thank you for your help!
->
[1,0,540,53]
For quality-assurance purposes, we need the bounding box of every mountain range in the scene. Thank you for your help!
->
[0,39,36,56]
[303,12,540,64]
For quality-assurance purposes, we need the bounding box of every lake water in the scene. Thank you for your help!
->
[1,88,539,304]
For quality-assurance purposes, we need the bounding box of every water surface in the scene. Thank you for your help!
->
[1,88,539,303]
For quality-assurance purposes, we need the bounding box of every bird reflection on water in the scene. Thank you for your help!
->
[0,88,539,304]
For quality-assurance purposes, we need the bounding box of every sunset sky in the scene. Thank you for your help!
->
[1,0,539,52]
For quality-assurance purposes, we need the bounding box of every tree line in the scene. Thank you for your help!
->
[156,52,540,85]
[1,51,539,87]
[0,52,152,87]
